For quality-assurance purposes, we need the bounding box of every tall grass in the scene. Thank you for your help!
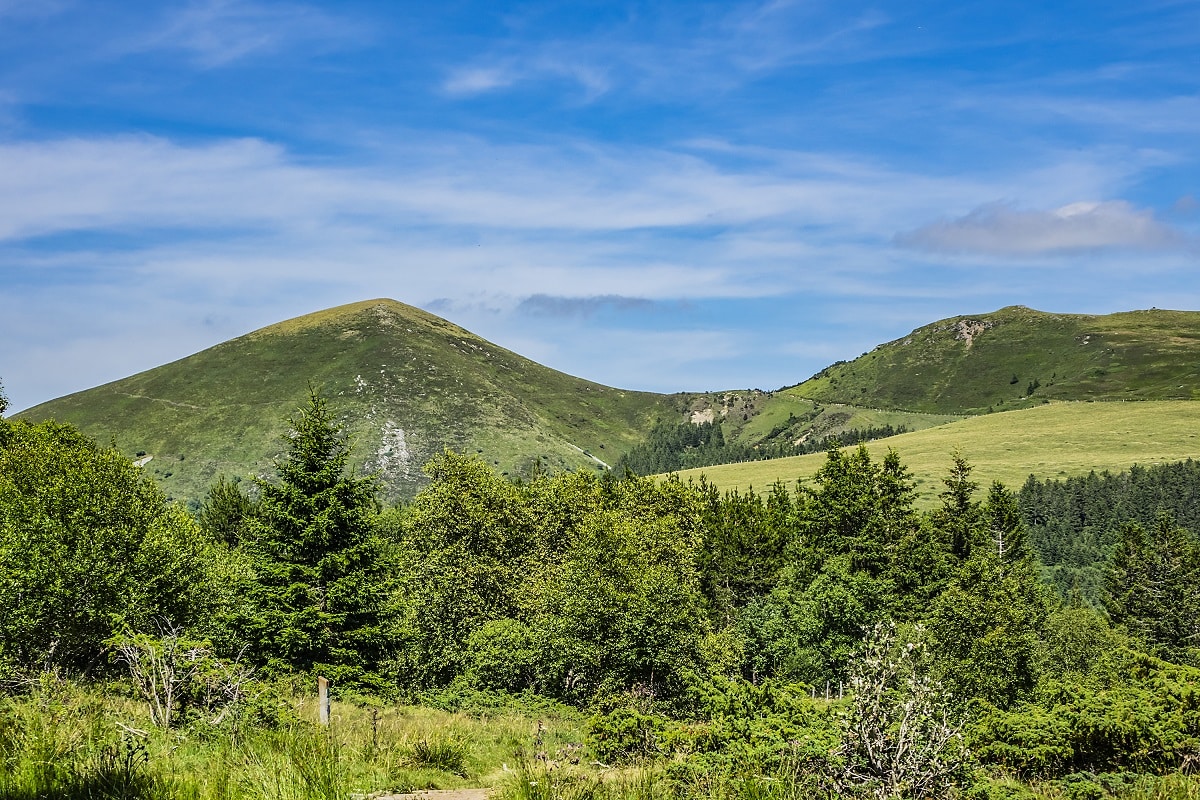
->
[5,676,1200,800]
[0,675,585,800]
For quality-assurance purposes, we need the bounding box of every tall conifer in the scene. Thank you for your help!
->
[241,388,385,686]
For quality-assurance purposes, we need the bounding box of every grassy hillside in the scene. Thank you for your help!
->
[20,299,686,505]
[22,301,1200,506]
[673,400,1200,507]
[788,306,1200,414]
[721,394,963,447]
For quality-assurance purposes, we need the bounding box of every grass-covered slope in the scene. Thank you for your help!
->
[789,306,1200,414]
[675,401,1200,507]
[20,299,679,505]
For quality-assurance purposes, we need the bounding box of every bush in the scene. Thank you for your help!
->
[972,650,1200,778]
[588,706,673,764]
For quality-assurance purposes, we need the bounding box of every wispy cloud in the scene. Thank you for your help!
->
[0,127,1192,409]
[440,1,896,101]
[130,0,364,68]
[443,55,611,100]
[896,201,1191,256]
[516,294,658,318]
[442,66,517,95]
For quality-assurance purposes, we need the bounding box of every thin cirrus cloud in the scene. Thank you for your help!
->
[895,201,1192,257]
[0,134,953,240]
[126,0,365,68]
[441,2,894,100]
[516,294,659,318]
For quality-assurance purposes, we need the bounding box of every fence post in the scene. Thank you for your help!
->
[318,676,330,726]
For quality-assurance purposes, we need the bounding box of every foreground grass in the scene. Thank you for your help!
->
[673,400,1200,507]
[4,679,1200,800]
[0,680,586,800]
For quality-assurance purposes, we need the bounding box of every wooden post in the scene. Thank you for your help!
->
[318,676,330,726]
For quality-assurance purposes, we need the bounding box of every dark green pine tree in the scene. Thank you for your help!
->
[934,450,983,560]
[1104,512,1200,664]
[982,481,1030,565]
[241,388,386,687]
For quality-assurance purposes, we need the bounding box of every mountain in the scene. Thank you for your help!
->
[678,306,1200,502]
[19,299,688,505]
[782,306,1200,414]
[20,302,1200,507]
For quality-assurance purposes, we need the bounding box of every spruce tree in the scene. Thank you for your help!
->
[240,389,386,686]
[983,481,1030,565]
[1104,512,1200,663]
[934,451,982,560]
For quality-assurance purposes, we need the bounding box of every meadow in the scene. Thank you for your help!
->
[674,400,1200,507]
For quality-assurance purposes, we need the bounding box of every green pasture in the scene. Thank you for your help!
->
[673,400,1200,506]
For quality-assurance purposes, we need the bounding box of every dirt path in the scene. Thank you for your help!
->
[366,790,491,800]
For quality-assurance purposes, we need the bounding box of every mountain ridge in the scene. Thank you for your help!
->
[779,305,1200,415]
[19,300,1200,506]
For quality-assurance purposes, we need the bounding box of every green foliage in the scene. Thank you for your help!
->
[238,389,390,688]
[615,417,910,476]
[528,476,709,702]
[695,480,791,626]
[461,619,539,693]
[1021,460,1200,605]
[973,651,1200,778]
[0,418,211,677]
[394,460,711,705]
[395,450,536,688]
[588,706,674,763]
[1040,605,1131,682]
[106,621,259,730]
[803,446,919,576]
[739,447,929,685]
[1104,513,1200,663]
[933,451,983,560]
[198,474,254,546]
[686,676,839,773]
[929,550,1051,708]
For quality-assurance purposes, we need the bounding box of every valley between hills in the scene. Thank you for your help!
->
[19,299,1200,507]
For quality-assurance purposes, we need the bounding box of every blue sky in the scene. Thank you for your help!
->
[2,0,1198,412]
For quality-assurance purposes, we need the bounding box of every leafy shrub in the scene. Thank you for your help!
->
[462,618,538,692]
[588,706,672,764]
[972,650,1200,778]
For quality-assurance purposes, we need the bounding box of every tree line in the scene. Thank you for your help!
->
[613,417,909,475]
[2,383,1199,795]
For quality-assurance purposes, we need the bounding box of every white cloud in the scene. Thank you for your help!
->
[443,67,517,95]
[0,130,1192,409]
[439,2,897,102]
[896,200,1191,256]
[442,55,611,100]
[130,0,364,68]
